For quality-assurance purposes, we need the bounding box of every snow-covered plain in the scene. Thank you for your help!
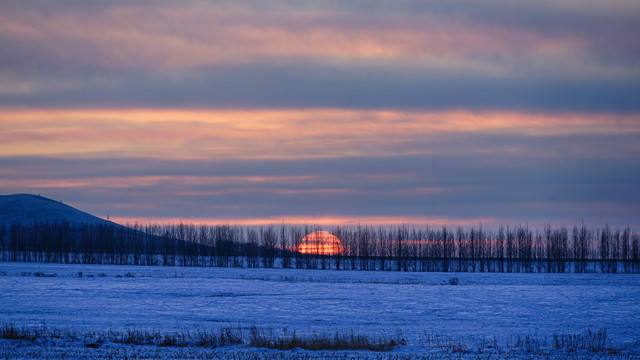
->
[1,262,639,359]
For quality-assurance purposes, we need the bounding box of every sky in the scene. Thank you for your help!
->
[1,0,639,229]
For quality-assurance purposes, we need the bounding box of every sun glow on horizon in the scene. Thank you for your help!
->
[298,231,343,255]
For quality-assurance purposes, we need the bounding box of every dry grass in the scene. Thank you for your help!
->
[553,328,610,352]
[248,326,402,351]
[0,323,398,351]
[0,323,243,348]
[0,323,629,358]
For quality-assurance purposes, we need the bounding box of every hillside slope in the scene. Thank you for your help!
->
[0,194,112,226]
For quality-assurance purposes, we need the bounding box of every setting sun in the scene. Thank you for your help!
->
[298,231,343,255]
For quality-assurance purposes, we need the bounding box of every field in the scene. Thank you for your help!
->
[1,262,639,359]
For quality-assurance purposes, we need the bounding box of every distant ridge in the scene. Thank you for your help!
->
[0,194,113,226]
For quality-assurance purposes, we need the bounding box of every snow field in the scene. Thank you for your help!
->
[1,262,639,359]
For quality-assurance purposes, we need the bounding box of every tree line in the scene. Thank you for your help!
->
[1,222,639,273]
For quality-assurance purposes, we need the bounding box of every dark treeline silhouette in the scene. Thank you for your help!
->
[1,222,639,273]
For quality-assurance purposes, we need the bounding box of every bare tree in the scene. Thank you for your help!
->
[535,230,544,272]
[506,227,515,272]
[246,229,259,268]
[600,225,612,273]
[621,226,630,273]
[632,232,640,273]
[280,223,291,269]
[496,226,505,273]
[611,229,621,273]
[261,226,277,268]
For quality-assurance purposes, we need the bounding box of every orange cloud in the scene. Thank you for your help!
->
[1,108,638,159]
[0,174,323,191]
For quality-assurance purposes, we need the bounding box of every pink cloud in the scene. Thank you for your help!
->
[0,4,605,72]
[1,108,638,159]
[109,214,499,228]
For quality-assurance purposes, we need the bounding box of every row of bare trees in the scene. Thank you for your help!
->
[1,222,639,273]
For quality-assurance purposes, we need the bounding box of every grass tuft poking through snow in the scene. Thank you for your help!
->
[553,328,610,353]
[0,323,244,348]
[0,324,39,341]
[248,326,402,351]
[0,324,79,341]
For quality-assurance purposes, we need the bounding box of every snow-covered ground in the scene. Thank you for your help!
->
[1,262,639,359]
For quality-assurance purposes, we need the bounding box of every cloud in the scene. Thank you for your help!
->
[2,109,639,159]
[3,1,638,70]
[1,1,638,111]
[1,65,639,111]
[2,0,637,74]
[1,0,639,228]
[2,141,639,228]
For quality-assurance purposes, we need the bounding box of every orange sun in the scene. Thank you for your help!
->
[298,231,343,255]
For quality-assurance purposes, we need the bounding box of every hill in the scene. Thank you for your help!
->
[0,194,217,267]
[0,194,113,227]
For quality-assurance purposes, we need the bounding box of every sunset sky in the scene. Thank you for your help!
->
[1,0,639,229]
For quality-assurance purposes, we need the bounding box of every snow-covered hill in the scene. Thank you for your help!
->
[0,194,112,226]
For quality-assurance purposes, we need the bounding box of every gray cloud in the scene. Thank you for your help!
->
[3,131,639,178]
[1,0,638,111]
[2,130,639,226]
[1,63,639,112]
